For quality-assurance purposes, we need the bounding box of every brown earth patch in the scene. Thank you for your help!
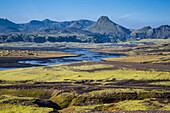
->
[62,61,170,72]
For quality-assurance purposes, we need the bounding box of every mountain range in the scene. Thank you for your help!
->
[0,16,169,43]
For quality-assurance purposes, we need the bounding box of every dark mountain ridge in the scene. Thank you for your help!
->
[130,25,170,39]
[0,18,21,33]
[0,18,20,28]
[0,18,95,31]
[0,16,169,43]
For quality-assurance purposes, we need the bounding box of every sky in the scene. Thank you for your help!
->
[0,0,170,29]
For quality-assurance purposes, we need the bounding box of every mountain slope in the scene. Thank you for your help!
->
[20,20,45,31]
[85,16,131,35]
[0,26,20,33]
[130,25,170,39]
[0,18,20,33]
[76,19,95,28]
[0,18,20,28]
[69,21,82,29]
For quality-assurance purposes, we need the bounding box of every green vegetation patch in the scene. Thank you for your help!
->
[0,95,53,113]
[0,63,169,83]
[59,104,104,113]
[0,88,54,98]
[50,93,75,108]
[63,64,114,71]
[0,105,53,113]
[58,98,170,112]
[97,43,170,63]
[114,98,170,111]
[149,81,170,86]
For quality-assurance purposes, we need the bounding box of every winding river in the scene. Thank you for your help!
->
[0,48,123,71]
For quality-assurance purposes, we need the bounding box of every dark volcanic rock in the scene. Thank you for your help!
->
[85,16,131,35]
[34,99,61,110]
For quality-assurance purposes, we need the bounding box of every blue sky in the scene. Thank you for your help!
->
[0,0,170,29]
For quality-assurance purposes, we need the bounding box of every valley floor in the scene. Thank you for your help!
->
[0,49,78,67]
[0,43,170,113]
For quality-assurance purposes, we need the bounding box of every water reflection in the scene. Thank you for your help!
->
[18,48,123,65]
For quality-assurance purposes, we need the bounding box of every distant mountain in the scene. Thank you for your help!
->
[0,18,20,28]
[69,21,82,29]
[84,16,131,42]
[0,18,94,32]
[19,19,95,31]
[0,26,20,33]
[76,19,95,28]
[0,18,20,33]
[0,16,169,43]
[61,27,93,35]
[20,20,45,31]
[85,16,131,35]
[43,19,57,26]
[130,25,170,39]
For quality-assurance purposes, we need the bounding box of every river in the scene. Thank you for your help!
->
[0,48,123,71]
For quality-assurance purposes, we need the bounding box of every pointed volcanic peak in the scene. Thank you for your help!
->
[85,16,131,35]
[97,16,115,24]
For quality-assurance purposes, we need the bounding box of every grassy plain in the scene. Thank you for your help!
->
[59,98,170,112]
[0,49,77,58]
[0,42,170,112]
[0,60,170,112]
[0,38,169,49]
[96,43,170,63]
[0,95,53,113]
[149,81,170,86]
[0,63,169,82]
